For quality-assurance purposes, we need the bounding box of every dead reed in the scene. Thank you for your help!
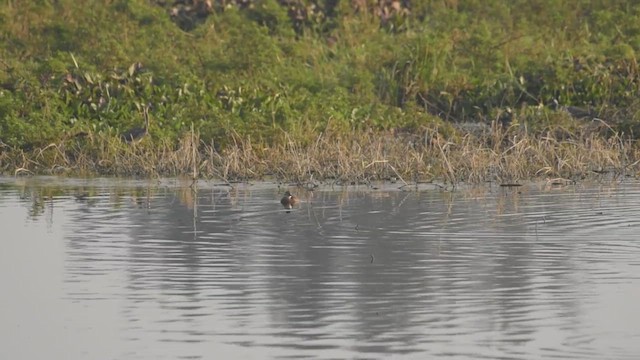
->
[1,120,638,184]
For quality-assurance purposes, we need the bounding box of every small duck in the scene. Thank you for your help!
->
[280,191,299,209]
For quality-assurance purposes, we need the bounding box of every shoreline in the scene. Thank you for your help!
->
[2,123,637,184]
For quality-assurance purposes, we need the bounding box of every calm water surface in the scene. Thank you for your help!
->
[1,177,640,360]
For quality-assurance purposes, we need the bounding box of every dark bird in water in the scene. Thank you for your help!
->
[121,104,151,143]
[280,191,299,209]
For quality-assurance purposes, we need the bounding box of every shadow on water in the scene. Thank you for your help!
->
[1,177,640,359]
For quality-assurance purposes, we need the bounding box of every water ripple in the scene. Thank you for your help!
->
[2,179,640,359]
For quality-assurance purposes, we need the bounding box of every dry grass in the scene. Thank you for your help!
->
[1,121,639,184]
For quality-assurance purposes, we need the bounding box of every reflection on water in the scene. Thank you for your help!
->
[1,177,640,360]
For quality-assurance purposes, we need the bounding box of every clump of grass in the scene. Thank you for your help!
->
[3,118,635,186]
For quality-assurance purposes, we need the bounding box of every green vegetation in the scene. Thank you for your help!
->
[1,0,640,183]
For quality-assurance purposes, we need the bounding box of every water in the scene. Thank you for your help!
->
[1,177,639,360]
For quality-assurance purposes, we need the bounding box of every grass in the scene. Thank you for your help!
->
[2,1,640,182]
[2,116,637,185]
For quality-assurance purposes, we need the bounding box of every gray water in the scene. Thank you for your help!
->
[1,177,640,360]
